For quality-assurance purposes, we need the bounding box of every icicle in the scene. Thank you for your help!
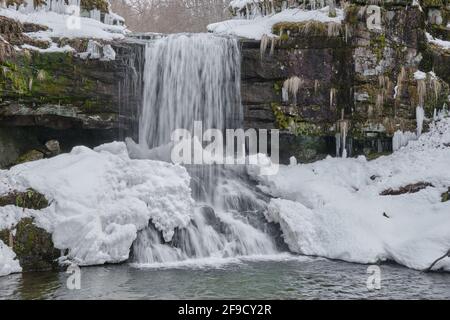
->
[416,105,425,136]
[327,22,341,37]
[417,78,426,108]
[335,132,341,157]
[392,130,417,151]
[314,79,319,95]
[330,88,337,109]
[283,76,303,104]
[270,36,277,55]
[396,67,406,100]
[337,110,349,158]
[260,34,269,60]
[344,24,351,43]
[376,93,384,111]
[289,156,297,166]
[430,77,442,102]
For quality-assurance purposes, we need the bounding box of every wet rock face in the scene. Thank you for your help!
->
[0,40,144,131]
[1,14,145,154]
[240,3,450,163]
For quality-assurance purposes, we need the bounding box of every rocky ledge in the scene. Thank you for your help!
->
[0,16,145,167]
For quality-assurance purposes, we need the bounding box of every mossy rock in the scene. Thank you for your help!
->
[6,0,25,7]
[0,218,60,272]
[14,149,45,165]
[272,21,330,37]
[421,0,444,8]
[0,188,49,209]
[81,0,109,13]
[442,188,450,202]
[366,151,392,160]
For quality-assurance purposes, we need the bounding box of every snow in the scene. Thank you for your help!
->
[230,0,263,10]
[413,70,426,80]
[77,40,116,61]
[0,240,22,277]
[101,44,116,61]
[426,32,450,50]
[21,43,75,53]
[207,7,344,40]
[0,142,194,270]
[392,130,417,151]
[250,118,450,271]
[0,7,126,48]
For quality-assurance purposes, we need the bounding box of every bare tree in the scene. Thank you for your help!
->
[110,0,231,33]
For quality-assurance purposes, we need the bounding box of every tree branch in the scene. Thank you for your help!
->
[426,249,450,272]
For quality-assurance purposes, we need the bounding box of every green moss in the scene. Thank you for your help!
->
[272,102,290,130]
[0,218,60,272]
[0,188,49,210]
[1,61,30,94]
[273,81,283,95]
[442,188,450,202]
[421,0,444,7]
[272,21,328,36]
[279,32,289,41]
[344,4,361,25]
[14,149,44,165]
[370,33,387,62]
[366,151,391,161]
[271,103,325,136]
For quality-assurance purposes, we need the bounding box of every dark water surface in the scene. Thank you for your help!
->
[1,256,449,299]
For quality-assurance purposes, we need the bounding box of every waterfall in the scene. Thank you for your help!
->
[139,33,242,149]
[130,34,282,265]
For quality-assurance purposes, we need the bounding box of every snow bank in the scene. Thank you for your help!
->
[426,32,450,50]
[252,118,450,271]
[207,7,344,40]
[0,240,22,277]
[0,7,126,43]
[0,142,194,268]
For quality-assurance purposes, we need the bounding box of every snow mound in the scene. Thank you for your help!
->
[0,142,194,267]
[0,240,22,276]
[0,7,126,51]
[252,118,450,271]
[207,7,344,40]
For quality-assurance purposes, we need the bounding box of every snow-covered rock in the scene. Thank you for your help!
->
[0,142,194,270]
[251,118,450,271]
[0,6,126,53]
[426,32,450,50]
[207,7,344,40]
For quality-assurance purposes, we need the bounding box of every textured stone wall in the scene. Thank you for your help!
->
[240,1,450,163]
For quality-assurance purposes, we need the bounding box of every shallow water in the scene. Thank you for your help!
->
[1,255,449,300]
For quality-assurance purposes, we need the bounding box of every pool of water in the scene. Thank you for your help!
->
[1,255,449,299]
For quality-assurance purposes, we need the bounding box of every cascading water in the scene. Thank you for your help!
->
[130,34,283,265]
